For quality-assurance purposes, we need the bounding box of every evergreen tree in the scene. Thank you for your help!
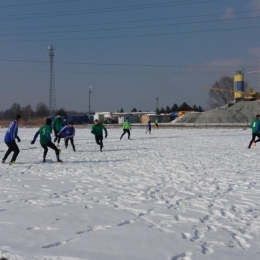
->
[193,105,198,112]
[179,102,191,111]
[171,103,179,112]
[160,107,165,114]
[131,108,137,112]
[165,106,171,113]
[56,108,67,116]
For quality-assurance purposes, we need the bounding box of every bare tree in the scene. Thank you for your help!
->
[35,102,49,118]
[3,109,13,120]
[10,103,22,118]
[208,76,234,108]
[22,105,33,121]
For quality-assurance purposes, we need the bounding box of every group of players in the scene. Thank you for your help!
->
[1,113,159,165]
[1,114,136,165]
[2,111,259,165]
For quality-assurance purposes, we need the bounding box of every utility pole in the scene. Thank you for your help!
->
[48,45,57,116]
[156,97,159,114]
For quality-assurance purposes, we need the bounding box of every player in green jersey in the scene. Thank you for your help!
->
[248,114,260,149]
[91,119,107,152]
[31,118,63,162]
[120,118,131,140]
[53,113,63,146]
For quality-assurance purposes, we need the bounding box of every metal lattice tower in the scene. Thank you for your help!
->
[48,46,57,116]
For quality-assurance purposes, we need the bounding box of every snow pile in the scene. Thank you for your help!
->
[0,128,259,260]
[172,100,260,124]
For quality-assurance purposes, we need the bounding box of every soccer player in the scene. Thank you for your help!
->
[154,119,159,129]
[2,114,21,165]
[91,119,107,152]
[248,114,260,149]
[58,122,76,151]
[120,117,131,140]
[146,118,152,134]
[53,113,63,146]
[31,118,63,162]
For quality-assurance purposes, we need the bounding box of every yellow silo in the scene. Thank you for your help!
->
[234,71,244,100]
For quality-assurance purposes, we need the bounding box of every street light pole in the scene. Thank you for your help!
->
[89,86,92,115]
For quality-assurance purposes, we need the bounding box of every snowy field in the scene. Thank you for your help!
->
[0,127,259,260]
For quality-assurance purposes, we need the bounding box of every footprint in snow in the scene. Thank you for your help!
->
[181,233,191,240]
[201,242,214,254]
[42,238,75,248]
[190,229,204,242]
[117,220,134,226]
[171,251,193,260]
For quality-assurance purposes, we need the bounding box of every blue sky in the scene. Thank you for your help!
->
[0,0,260,113]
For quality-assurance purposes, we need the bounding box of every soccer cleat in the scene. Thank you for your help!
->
[9,161,15,165]
[57,158,63,163]
[1,159,5,164]
[65,146,68,149]
[253,142,256,146]
[43,158,46,163]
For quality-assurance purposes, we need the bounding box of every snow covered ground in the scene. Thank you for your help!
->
[0,127,259,260]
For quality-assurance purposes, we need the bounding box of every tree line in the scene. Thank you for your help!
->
[119,102,203,114]
[1,101,204,121]
[155,102,203,114]
[0,102,85,121]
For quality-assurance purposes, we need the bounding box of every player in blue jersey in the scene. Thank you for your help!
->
[145,118,151,134]
[2,115,21,165]
[58,122,76,151]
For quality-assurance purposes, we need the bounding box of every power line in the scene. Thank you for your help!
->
[0,68,242,75]
[0,24,259,43]
[0,0,79,8]
[0,58,257,68]
[1,8,257,32]
[0,0,219,20]
[1,15,259,37]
